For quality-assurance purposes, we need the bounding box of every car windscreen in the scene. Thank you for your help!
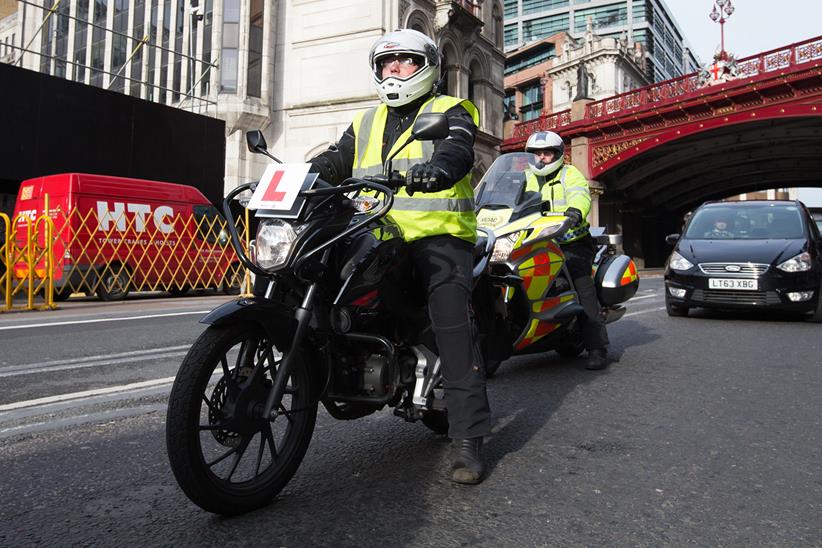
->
[684,204,805,240]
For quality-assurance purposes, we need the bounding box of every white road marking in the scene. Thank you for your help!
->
[629,293,661,301]
[0,348,190,378]
[624,306,666,317]
[0,310,210,331]
[0,377,177,411]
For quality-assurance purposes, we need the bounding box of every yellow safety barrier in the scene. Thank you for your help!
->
[2,200,250,311]
[2,200,56,311]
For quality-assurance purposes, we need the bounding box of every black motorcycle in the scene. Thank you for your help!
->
[165,114,496,515]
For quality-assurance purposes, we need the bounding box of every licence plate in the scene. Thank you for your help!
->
[708,278,758,290]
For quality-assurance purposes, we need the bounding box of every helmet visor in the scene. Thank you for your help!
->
[373,52,427,82]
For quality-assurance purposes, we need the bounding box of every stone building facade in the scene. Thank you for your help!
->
[3,0,504,194]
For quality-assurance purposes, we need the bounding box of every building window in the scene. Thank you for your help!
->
[40,0,54,74]
[504,44,554,75]
[129,0,145,97]
[173,0,184,101]
[493,4,503,49]
[522,0,569,16]
[574,4,627,32]
[89,0,108,88]
[110,0,129,93]
[520,82,543,121]
[221,0,240,92]
[503,0,517,18]
[53,1,70,78]
[247,0,264,98]
[147,0,158,101]
[200,0,213,95]
[160,1,171,102]
[186,0,199,98]
[503,91,518,121]
[632,0,647,23]
[522,13,569,43]
[504,23,518,47]
[74,0,89,83]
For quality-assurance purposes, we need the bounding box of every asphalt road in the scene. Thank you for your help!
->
[1,278,820,547]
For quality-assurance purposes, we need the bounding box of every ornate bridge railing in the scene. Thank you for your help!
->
[584,35,822,121]
[508,35,822,144]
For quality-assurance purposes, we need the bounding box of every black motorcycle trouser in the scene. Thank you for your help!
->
[561,236,610,351]
[409,235,492,440]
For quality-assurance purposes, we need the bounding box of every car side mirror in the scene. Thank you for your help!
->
[665,233,680,246]
[246,130,268,153]
[411,113,449,141]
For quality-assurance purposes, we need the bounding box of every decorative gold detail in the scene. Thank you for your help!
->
[592,138,646,167]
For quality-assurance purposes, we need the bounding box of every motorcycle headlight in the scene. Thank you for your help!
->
[777,251,812,273]
[255,219,297,270]
[668,251,694,271]
[491,231,523,263]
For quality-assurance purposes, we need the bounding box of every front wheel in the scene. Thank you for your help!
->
[166,323,317,515]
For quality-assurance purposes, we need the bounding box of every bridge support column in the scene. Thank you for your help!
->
[569,98,598,225]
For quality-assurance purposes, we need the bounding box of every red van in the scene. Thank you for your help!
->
[12,173,242,301]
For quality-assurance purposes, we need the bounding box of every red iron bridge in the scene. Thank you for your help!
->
[502,36,822,266]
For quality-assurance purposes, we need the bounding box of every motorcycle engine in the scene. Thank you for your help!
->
[361,354,392,397]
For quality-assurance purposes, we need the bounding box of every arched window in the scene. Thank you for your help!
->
[492,3,503,49]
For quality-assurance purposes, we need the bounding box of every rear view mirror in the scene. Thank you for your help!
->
[246,130,268,153]
[411,113,449,141]
[665,233,680,246]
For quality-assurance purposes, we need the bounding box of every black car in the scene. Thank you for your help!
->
[664,200,822,319]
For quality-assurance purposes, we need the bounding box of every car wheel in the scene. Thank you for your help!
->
[96,264,131,301]
[665,294,689,317]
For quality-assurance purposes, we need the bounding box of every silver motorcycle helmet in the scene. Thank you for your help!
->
[369,29,440,108]
[525,131,565,176]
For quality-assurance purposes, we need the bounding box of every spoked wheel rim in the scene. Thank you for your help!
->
[194,331,311,492]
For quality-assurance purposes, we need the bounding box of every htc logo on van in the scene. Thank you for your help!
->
[97,201,174,234]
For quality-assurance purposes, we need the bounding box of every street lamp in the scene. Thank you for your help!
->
[709,0,735,61]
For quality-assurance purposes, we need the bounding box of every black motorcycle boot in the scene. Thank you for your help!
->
[450,437,485,484]
[586,347,608,370]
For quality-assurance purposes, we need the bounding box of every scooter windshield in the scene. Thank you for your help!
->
[475,152,541,211]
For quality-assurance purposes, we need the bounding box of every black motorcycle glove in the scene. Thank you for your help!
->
[405,163,452,196]
[565,207,584,226]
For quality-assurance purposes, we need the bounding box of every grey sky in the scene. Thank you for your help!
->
[663,0,822,64]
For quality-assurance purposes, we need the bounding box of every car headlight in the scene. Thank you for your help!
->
[668,251,694,271]
[777,251,812,272]
[255,219,297,270]
[491,231,523,263]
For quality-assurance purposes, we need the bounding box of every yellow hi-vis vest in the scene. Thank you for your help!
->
[524,165,592,243]
[351,95,480,244]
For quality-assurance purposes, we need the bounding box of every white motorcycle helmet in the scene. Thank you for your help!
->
[525,131,565,176]
[369,29,440,108]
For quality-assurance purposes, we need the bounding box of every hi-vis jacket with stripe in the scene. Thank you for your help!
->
[524,164,592,244]
[351,95,480,244]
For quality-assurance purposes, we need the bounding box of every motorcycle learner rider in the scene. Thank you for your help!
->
[523,131,610,370]
[307,29,491,484]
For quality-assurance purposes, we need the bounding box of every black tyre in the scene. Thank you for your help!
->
[665,294,689,317]
[421,409,449,435]
[53,287,74,302]
[96,264,131,301]
[556,339,585,358]
[166,323,317,515]
[168,285,190,298]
